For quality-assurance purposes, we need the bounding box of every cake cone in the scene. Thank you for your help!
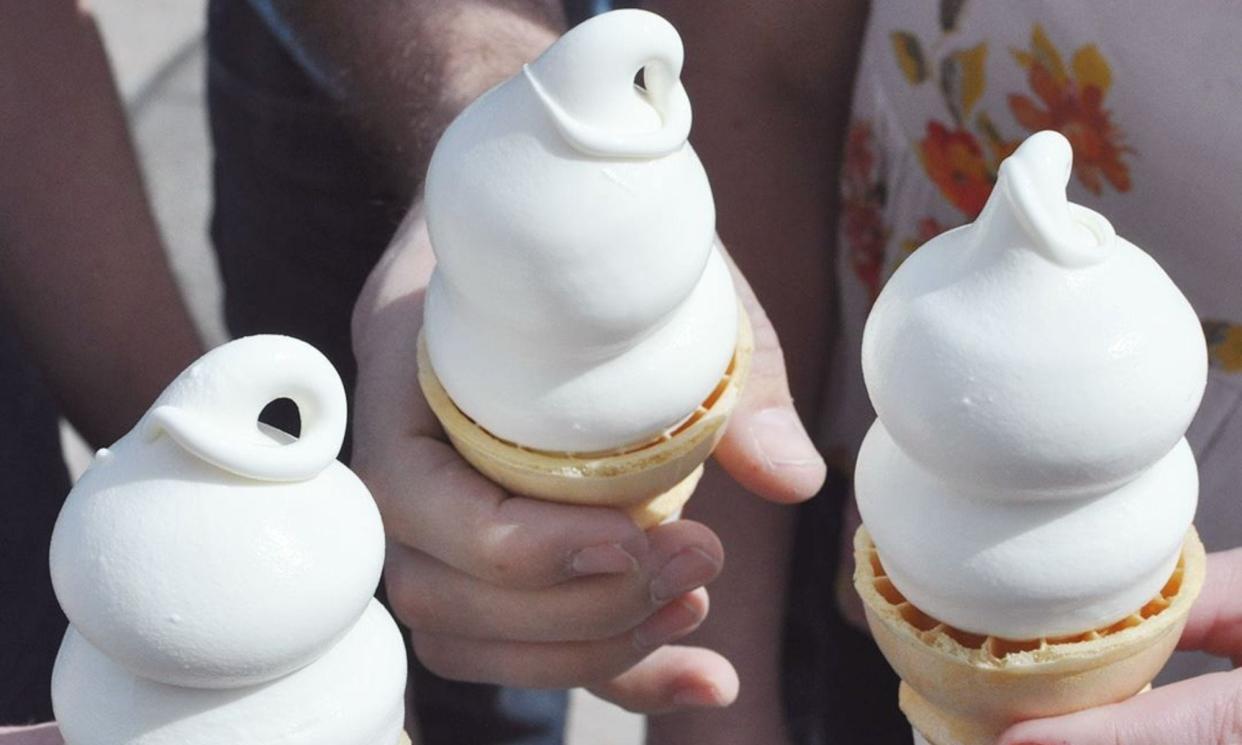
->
[853,525,1207,745]
[418,308,753,529]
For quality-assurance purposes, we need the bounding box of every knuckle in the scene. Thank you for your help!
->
[473,518,553,589]
[474,536,527,586]
[1215,679,1242,742]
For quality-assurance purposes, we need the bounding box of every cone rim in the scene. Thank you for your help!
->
[417,304,753,488]
[854,523,1207,672]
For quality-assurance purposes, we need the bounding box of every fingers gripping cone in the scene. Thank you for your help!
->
[854,526,1207,745]
[419,308,752,528]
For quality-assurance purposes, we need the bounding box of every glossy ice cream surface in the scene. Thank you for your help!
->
[423,9,738,453]
[857,131,1207,638]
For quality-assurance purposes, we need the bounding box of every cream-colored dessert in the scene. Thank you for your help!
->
[852,131,1208,744]
[856,526,1204,745]
[49,336,408,745]
[418,9,750,526]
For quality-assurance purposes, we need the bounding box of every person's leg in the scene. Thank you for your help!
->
[205,2,568,742]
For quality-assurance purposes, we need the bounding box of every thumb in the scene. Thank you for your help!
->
[713,247,826,503]
[999,669,1242,745]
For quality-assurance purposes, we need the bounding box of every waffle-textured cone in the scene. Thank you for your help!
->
[418,308,753,529]
[854,525,1206,745]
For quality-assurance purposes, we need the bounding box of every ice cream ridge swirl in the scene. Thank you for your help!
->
[857,130,1208,640]
[48,336,408,745]
[417,9,750,525]
[422,8,740,454]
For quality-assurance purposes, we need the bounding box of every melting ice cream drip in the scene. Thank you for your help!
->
[423,9,738,453]
[855,131,1206,638]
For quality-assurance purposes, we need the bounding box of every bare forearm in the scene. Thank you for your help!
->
[0,1,202,447]
[645,0,867,410]
[252,0,565,188]
[640,2,866,741]
[0,724,60,744]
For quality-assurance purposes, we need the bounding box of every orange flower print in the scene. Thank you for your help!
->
[845,120,877,186]
[845,198,888,301]
[901,216,951,256]
[1008,25,1131,195]
[918,122,993,218]
[1204,321,1242,373]
[842,120,890,302]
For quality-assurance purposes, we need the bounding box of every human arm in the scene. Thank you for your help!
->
[0,725,61,745]
[244,0,567,193]
[0,0,203,447]
[641,0,867,741]
[999,549,1242,745]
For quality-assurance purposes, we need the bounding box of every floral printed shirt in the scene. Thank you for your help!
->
[825,0,1242,682]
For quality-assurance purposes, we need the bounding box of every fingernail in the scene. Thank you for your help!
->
[751,408,825,468]
[571,544,639,576]
[650,547,720,603]
[633,598,703,650]
[672,684,724,708]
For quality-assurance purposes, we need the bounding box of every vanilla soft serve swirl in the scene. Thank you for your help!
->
[49,336,406,744]
[423,9,738,453]
[856,131,1207,638]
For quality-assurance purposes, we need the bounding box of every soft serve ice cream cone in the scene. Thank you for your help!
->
[49,336,409,745]
[851,131,1209,745]
[417,9,751,528]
